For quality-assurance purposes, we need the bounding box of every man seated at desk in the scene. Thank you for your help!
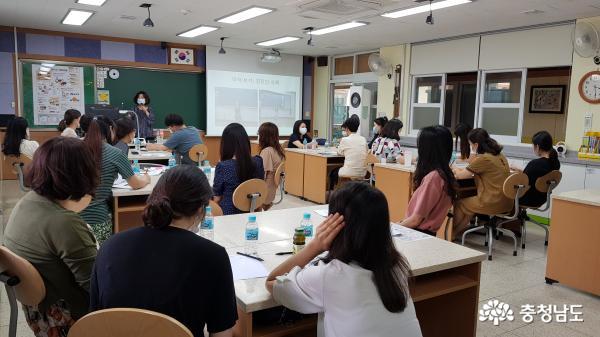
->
[146,114,202,165]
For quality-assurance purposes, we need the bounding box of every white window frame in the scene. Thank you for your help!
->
[409,74,447,135]
[477,69,527,143]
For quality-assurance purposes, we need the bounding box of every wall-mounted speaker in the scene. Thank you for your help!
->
[317,56,328,67]
[160,42,167,49]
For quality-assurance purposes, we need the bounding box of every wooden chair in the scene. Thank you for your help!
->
[436,211,454,241]
[209,200,224,217]
[273,161,286,205]
[187,144,208,164]
[233,179,268,213]
[365,152,379,185]
[282,140,289,149]
[461,173,530,260]
[518,170,562,248]
[0,246,46,337]
[67,308,192,337]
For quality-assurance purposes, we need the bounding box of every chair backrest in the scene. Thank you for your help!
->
[282,140,289,149]
[534,170,562,193]
[187,144,208,163]
[0,246,45,306]
[274,161,285,187]
[502,172,530,200]
[208,200,223,217]
[233,179,268,212]
[67,308,193,337]
[5,155,32,192]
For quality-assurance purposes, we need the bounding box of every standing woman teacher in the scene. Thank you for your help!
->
[133,91,155,140]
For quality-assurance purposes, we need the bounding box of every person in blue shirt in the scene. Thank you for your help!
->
[146,114,202,165]
[213,123,264,215]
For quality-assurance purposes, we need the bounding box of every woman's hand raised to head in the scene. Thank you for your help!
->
[308,213,345,254]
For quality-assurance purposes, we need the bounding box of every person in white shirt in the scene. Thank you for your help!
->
[1,117,39,160]
[266,182,422,337]
[329,115,367,190]
[58,109,81,138]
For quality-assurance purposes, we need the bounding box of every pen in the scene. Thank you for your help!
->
[275,251,294,256]
[236,251,264,262]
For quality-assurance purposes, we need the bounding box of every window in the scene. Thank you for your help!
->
[332,86,349,140]
[410,75,446,133]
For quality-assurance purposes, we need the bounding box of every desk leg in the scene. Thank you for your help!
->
[234,306,253,337]
[374,166,412,222]
[284,152,305,198]
[113,197,120,233]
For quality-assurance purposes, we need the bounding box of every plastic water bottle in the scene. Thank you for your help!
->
[203,166,212,181]
[201,206,214,240]
[168,154,177,169]
[303,138,308,149]
[245,215,259,256]
[300,212,313,238]
[132,159,140,174]
[134,137,141,152]
[324,140,330,150]
[157,129,164,144]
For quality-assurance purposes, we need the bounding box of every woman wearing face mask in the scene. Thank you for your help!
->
[371,118,403,163]
[90,165,237,337]
[288,120,312,149]
[369,116,388,149]
[133,91,155,140]
[452,128,512,237]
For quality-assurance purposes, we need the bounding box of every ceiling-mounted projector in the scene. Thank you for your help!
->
[261,49,282,63]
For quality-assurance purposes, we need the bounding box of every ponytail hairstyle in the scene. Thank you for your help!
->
[57,109,82,132]
[83,115,115,165]
[2,117,28,157]
[143,165,212,229]
[325,182,411,313]
[374,116,388,129]
[468,128,503,156]
[532,130,560,169]
[454,122,472,160]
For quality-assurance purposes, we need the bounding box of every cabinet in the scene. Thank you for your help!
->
[585,166,600,190]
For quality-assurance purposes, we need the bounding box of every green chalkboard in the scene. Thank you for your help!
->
[102,67,206,130]
[21,62,95,129]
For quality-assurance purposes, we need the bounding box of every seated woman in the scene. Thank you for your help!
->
[213,123,264,215]
[258,122,285,211]
[399,126,456,236]
[329,115,367,190]
[368,116,388,149]
[516,131,561,207]
[80,116,150,243]
[453,123,472,163]
[4,137,99,337]
[114,117,136,156]
[90,165,237,337]
[452,128,512,236]
[266,182,422,337]
[371,118,403,162]
[58,109,81,138]
[287,120,312,149]
[1,116,39,160]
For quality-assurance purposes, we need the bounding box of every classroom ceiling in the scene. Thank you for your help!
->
[1,0,600,56]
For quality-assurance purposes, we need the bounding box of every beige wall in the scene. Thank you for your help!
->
[312,62,330,139]
[522,76,569,143]
[376,44,412,135]
[565,16,600,149]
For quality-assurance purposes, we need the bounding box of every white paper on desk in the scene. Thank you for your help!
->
[146,166,165,176]
[229,255,269,281]
[313,209,329,217]
[112,174,132,189]
[390,223,432,242]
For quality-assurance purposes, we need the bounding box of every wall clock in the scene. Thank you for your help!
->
[108,68,120,80]
[578,70,600,104]
[169,47,195,65]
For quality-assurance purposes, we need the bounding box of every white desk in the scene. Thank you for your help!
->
[128,150,172,162]
[212,205,486,337]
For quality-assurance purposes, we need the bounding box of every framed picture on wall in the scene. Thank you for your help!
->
[529,85,566,114]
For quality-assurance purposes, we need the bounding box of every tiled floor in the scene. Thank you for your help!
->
[1,180,599,337]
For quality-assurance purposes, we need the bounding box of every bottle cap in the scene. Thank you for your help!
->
[249,215,257,222]
[295,227,305,234]
[205,206,211,212]
[303,213,311,219]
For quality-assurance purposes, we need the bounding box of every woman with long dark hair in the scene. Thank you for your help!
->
[369,116,388,149]
[287,120,312,149]
[80,116,150,243]
[516,131,561,207]
[266,182,422,337]
[453,123,472,162]
[399,126,456,235]
[58,109,81,138]
[213,123,264,215]
[258,122,285,211]
[90,165,237,337]
[453,128,512,236]
[1,116,39,159]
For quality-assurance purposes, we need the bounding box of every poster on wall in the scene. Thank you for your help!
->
[32,64,85,125]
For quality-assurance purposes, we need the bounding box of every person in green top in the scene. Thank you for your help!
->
[4,137,100,337]
[79,116,150,244]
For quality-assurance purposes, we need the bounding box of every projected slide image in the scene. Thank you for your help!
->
[215,87,258,127]
[258,90,296,126]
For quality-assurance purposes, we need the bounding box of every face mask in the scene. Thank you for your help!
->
[299,127,307,135]
[26,128,30,138]
[189,214,203,234]
[373,126,379,135]
[342,131,348,137]
[470,145,477,155]
[137,98,146,105]
[398,131,402,138]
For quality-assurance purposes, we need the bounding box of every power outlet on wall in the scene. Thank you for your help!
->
[11,101,15,108]
[584,112,593,133]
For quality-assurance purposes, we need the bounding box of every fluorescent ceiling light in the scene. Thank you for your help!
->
[382,0,472,19]
[217,6,273,24]
[39,66,51,72]
[61,9,94,25]
[75,0,107,6]
[41,63,55,68]
[310,22,367,36]
[177,25,219,38]
[256,36,300,47]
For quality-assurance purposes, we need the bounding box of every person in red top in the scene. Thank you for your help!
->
[399,125,456,235]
